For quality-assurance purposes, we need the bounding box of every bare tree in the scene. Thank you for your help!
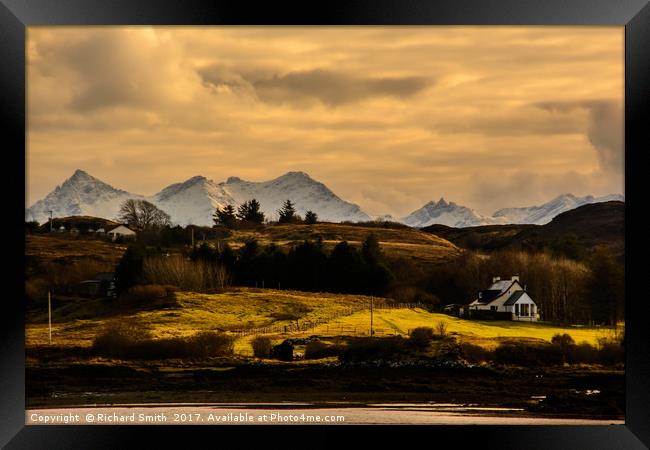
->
[118,199,171,229]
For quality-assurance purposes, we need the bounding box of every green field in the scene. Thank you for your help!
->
[309,308,619,347]
[27,288,619,356]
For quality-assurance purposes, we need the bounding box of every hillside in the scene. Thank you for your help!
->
[36,215,120,232]
[26,234,127,270]
[222,222,462,265]
[422,201,624,260]
[25,288,379,349]
[26,288,616,353]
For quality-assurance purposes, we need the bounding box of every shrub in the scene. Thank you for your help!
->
[567,342,599,364]
[93,325,234,359]
[251,336,272,358]
[551,333,575,347]
[142,255,230,291]
[435,321,448,338]
[92,322,153,358]
[271,341,294,361]
[460,343,491,363]
[494,342,563,367]
[409,327,434,348]
[304,340,341,359]
[598,342,624,365]
[339,336,406,363]
[125,284,168,302]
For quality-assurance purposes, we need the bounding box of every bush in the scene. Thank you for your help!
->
[92,322,153,357]
[339,336,406,363]
[460,343,491,363]
[598,342,624,365]
[93,325,234,359]
[251,336,272,358]
[435,321,448,338]
[271,341,294,361]
[125,284,168,302]
[494,342,563,366]
[304,340,341,359]
[409,327,434,348]
[567,343,599,364]
[551,333,575,347]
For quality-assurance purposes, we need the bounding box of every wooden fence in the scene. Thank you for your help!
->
[229,302,423,337]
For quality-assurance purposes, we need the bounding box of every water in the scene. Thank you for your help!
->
[26,403,624,425]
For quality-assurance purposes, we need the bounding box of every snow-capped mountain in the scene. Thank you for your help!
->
[25,170,144,223]
[402,198,506,228]
[493,193,625,225]
[25,170,624,228]
[26,170,370,226]
[152,171,370,225]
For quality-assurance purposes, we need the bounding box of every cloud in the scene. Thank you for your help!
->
[199,67,433,106]
[27,27,623,215]
[535,100,623,174]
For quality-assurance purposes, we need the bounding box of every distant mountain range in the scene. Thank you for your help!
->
[401,193,625,228]
[25,170,370,226]
[421,201,625,261]
[25,169,624,227]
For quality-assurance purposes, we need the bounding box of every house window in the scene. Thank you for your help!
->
[522,304,529,316]
[490,306,497,311]
[515,304,520,316]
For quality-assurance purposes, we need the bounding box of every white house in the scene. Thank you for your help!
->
[106,225,136,241]
[467,276,539,321]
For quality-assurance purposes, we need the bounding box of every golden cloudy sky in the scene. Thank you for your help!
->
[27,27,624,216]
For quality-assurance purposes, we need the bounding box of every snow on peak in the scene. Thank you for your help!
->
[27,171,371,226]
[493,193,624,225]
[403,197,501,228]
[26,170,140,224]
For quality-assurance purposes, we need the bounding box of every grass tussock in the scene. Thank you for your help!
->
[251,336,272,358]
[92,322,234,359]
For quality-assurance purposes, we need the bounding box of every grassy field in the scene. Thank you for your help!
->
[27,288,619,356]
[307,308,619,347]
[26,288,378,349]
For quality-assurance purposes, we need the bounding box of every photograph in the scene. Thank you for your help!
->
[24,26,626,426]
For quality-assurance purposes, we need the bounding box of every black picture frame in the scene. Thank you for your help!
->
[2,1,649,448]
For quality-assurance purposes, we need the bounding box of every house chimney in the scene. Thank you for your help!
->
[511,275,520,282]
[492,276,500,283]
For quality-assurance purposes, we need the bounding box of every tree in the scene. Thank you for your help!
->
[278,199,297,224]
[213,204,237,228]
[304,210,318,225]
[585,249,624,325]
[118,199,171,229]
[114,244,146,294]
[236,199,265,225]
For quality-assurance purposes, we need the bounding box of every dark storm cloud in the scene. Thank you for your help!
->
[199,67,433,106]
[535,100,623,174]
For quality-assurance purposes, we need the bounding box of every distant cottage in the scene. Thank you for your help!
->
[106,225,136,242]
[465,276,538,321]
[79,272,116,298]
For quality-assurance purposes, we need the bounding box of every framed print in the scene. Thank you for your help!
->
[2,0,649,448]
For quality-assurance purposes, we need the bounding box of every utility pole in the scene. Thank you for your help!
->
[48,291,52,344]
[48,211,53,233]
[370,298,374,336]
[191,228,194,247]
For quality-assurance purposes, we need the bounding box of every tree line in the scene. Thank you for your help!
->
[214,199,318,228]
[116,234,394,298]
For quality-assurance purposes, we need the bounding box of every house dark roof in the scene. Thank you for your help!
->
[504,290,526,306]
[478,289,502,304]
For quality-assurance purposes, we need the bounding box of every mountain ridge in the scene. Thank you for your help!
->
[27,169,624,228]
